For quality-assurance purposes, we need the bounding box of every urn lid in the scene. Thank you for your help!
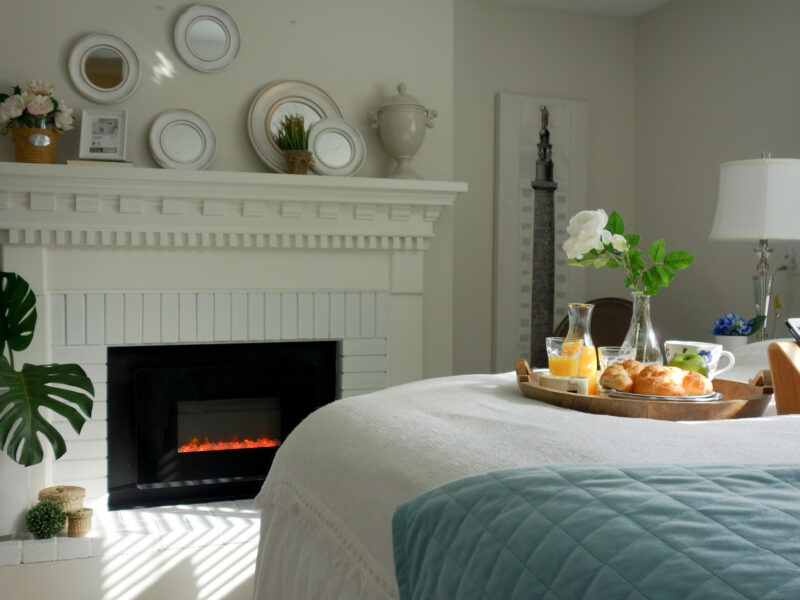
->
[379,83,424,108]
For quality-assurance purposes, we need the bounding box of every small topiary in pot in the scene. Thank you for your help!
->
[26,500,66,539]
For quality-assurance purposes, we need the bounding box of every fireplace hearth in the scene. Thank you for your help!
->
[107,340,336,509]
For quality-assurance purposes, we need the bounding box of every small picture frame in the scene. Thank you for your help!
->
[79,109,128,161]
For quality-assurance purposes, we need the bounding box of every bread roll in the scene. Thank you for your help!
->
[600,360,713,397]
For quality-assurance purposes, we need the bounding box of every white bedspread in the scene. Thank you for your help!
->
[253,357,800,599]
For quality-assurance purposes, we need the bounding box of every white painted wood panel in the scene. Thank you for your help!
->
[197,293,213,342]
[247,293,265,341]
[360,292,376,338]
[105,294,124,345]
[345,292,360,338]
[281,293,298,340]
[376,292,388,338]
[86,294,105,346]
[214,292,232,341]
[179,293,197,342]
[298,293,314,339]
[330,293,345,339]
[264,293,281,339]
[142,293,161,343]
[231,293,248,341]
[314,293,330,339]
[123,293,143,344]
[66,294,85,346]
[50,294,66,346]
[161,293,179,343]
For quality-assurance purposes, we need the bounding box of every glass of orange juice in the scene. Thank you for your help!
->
[545,337,583,377]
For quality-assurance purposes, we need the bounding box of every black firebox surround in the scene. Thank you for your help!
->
[107,341,336,509]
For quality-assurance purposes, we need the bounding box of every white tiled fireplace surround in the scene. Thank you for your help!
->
[0,162,465,578]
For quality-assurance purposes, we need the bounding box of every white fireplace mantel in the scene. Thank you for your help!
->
[0,162,466,250]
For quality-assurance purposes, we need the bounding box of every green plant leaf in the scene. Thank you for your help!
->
[629,249,646,272]
[664,251,694,270]
[648,239,666,262]
[0,360,94,466]
[624,234,641,249]
[606,211,624,235]
[650,264,675,287]
[0,272,37,358]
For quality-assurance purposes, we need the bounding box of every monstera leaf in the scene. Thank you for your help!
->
[0,272,94,466]
[0,272,37,358]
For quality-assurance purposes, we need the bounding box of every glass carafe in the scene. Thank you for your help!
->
[621,291,663,365]
[565,303,597,395]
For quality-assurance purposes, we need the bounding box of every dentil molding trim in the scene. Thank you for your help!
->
[0,162,466,250]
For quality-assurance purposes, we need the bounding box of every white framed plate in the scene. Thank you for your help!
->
[600,388,723,402]
[173,4,240,73]
[148,109,216,170]
[248,80,342,173]
[308,118,365,176]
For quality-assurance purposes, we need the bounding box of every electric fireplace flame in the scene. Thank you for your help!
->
[178,435,281,453]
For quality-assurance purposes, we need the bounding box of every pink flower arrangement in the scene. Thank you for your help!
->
[0,79,73,131]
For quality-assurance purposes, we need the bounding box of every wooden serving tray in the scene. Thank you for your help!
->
[515,360,771,421]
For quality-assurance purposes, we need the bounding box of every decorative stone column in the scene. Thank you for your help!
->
[530,106,558,368]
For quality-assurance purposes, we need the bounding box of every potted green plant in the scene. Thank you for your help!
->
[272,113,313,174]
[26,500,66,539]
[0,271,94,466]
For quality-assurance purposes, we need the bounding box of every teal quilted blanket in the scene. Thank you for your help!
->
[392,464,800,599]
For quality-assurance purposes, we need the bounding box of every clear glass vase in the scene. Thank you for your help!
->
[622,291,663,365]
[565,303,598,395]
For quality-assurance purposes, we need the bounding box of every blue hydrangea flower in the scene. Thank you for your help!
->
[712,312,753,336]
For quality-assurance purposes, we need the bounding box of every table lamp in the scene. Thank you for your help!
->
[710,157,800,341]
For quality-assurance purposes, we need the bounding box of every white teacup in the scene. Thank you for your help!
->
[664,340,735,379]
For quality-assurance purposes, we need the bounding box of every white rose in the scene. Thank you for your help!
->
[54,102,74,131]
[563,209,608,259]
[0,94,25,125]
[609,233,628,253]
[22,79,55,96]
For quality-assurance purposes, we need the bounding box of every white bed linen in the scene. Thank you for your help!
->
[253,345,800,599]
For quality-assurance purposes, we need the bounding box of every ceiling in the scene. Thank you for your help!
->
[490,0,672,18]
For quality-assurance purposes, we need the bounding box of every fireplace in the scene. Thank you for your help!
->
[107,340,336,509]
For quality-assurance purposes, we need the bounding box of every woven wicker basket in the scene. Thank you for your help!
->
[283,150,313,174]
[39,486,85,532]
[5,125,60,163]
[67,508,93,537]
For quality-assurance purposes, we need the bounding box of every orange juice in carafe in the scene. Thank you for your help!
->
[565,303,598,395]
[577,346,597,395]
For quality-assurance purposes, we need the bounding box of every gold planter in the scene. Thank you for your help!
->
[6,126,60,163]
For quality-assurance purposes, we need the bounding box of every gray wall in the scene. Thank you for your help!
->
[635,0,800,342]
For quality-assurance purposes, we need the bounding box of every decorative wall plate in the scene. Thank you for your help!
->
[68,33,141,104]
[148,109,216,170]
[308,118,365,176]
[248,80,342,173]
[173,4,240,72]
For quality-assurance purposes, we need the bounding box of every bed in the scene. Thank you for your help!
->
[252,341,800,599]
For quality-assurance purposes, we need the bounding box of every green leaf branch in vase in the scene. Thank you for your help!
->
[562,210,694,296]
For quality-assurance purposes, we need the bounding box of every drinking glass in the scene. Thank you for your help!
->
[545,337,583,377]
[598,346,636,371]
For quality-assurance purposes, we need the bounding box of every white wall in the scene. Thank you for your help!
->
[635,0,800,341]
[0,0,456,378]
[453,0,636,373]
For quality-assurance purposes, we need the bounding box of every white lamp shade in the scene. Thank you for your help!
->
[710,158,800,241]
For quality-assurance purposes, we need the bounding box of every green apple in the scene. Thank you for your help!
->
[668,352,709,376]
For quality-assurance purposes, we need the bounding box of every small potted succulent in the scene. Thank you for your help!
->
[272,113,313,174]
[712,312,766,351]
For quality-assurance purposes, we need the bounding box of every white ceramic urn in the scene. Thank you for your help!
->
[369,83,437,179]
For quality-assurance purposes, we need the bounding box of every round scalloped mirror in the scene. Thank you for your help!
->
[68,34,141,104]
[174,5,240,72]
